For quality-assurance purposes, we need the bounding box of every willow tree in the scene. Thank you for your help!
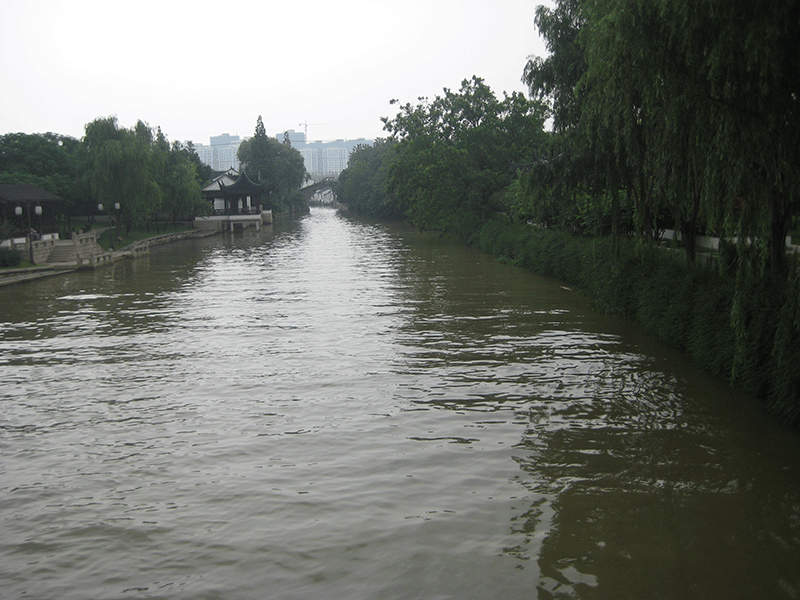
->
[160,141,205,228]
[522,1,631,240]
[545,0,800,419]
[523,0,586,134]
[691,0,800,275]
[576,0,800,270]
[578,1,697,250]
[80,117,162,235]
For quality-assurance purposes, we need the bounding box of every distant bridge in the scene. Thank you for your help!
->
[300,178,337,204]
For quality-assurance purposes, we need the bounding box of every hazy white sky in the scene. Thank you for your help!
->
[1,0,549,146]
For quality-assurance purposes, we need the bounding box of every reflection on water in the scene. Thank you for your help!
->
[1,208,799,599]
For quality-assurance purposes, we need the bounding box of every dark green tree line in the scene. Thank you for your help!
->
[519,0,800,423]
[0,132,82,234]
[523,0,800,272]
[237,116,307,213]
[2,118,211,238]
[373,76,547,236]
[79,117,206,235]
[334,139,400,218]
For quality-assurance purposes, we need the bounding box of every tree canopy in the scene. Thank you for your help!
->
[78,117,207,234]
[334,139,400,218]
[1,115,215,238]
[364,76,548,236]
[523,0,800,271]
[238,115,307,213]
[0,132,81,216]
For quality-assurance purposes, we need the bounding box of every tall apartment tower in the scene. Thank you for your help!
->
[193,130,372,177]
[194,133,244,171]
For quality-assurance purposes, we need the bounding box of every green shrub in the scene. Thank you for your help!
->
[473,217,800,427]
[0,247,22,268]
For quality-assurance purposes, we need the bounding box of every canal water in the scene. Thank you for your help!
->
[1,207,799,599]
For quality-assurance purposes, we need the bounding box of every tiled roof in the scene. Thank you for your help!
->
[0,184,62,203]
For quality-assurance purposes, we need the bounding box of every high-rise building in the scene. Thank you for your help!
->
[277,129,372,178]
[210,133,240,147]
[276,130,307,146]
[193,130,372,177]
[195,144,214,168]
[194,133,245,171]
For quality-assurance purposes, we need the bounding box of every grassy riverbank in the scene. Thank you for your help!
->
[474,219,800,426]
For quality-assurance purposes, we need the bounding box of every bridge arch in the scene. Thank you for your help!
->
[299,179,337,203]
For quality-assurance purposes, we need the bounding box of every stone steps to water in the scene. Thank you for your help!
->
[84,241,105,256]
[45,244,79,264]
[46,241,105,264]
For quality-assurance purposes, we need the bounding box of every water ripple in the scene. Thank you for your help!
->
[1,209,799,599]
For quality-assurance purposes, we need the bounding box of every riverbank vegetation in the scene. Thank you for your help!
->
[335,0,800,426]
[0,121,214,237]
[237,116,307,214]
[1,115,309,239]
[81,118,212,235]
[0,247,23,268]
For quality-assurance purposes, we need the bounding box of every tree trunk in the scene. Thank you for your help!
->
[611,186,620,258]
[682,191,700,263]
[769,187,790,274]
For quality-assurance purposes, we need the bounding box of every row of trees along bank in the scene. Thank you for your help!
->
[334,0,800,426]
[1,118,213,238]
[1,115,310,240]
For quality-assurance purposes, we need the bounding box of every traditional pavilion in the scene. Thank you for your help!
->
[196,169,274,231]
[0,184,62,236]
[202,169,271,215]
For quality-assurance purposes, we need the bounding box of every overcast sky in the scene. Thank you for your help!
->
[1,0,549,146]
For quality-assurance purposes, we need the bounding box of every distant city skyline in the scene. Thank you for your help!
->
[193,130,373,177]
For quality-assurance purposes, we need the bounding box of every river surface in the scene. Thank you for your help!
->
[1,207,799,599]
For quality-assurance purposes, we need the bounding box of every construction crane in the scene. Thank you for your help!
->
[299,122,330,140]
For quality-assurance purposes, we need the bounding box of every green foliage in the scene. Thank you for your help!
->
[0,132,80,182]
[2,121,210,236]
[525,0,800,272]
[771,258,800,423]
[0,132,81,217]
[78,117,208,233]
[474,218,800,425]
[522,0,586,132]
[0,247,22,268]
[80,117,162,233]
[517,0,800,424]
[161,141,206,225]
[182,141,214,185]
[238,116,307,212]
[334,139,401,218]
[381,76,548,237]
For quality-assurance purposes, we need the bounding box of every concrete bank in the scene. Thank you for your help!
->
[0,228,221,287]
